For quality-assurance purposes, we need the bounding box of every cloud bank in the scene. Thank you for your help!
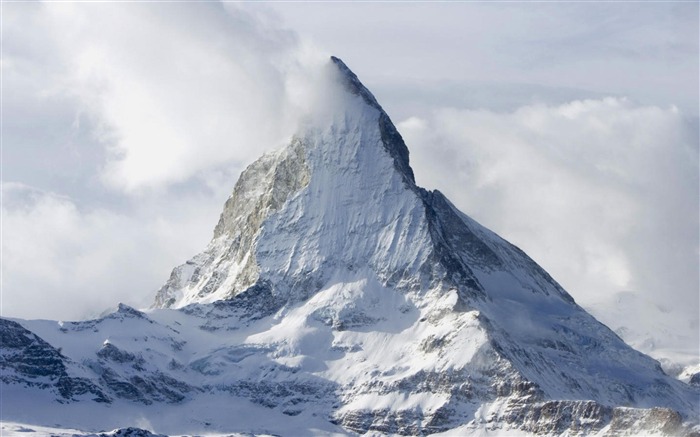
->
[1,182,227,320]
[6,2,325,194]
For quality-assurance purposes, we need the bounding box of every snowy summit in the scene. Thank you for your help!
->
[1,57,698,436]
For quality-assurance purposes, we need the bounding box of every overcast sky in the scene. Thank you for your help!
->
[2,1,698,358]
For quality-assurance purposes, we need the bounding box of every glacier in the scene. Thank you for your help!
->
[1,56,698,436]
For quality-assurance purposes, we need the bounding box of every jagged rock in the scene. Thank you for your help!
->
[96,428,167,437]
[97,343,137,363]
[608,407,685,436]
[0,318,110,403]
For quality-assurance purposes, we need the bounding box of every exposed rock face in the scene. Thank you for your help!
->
[2,57,698,436]
[154,140,310,309]
[0,318,109,403]
[1,305,193,408]
[690,372,700,387]
[98,428,168,437]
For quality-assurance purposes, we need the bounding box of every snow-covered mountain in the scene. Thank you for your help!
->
[2,57,698,436]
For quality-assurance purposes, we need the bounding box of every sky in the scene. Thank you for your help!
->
[2,2,698,362]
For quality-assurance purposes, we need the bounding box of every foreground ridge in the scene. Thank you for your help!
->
[2,57,698,436]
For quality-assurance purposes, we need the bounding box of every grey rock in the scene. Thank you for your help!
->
[0,318,110,403]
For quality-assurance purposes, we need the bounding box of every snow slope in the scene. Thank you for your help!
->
[2,57,698,436]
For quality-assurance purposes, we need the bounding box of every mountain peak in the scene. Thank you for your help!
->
[151,56,696,433]
[4,56,698,436]
[329,56,416,185]
[330,55,383,112]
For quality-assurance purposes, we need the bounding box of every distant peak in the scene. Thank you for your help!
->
[330,56,383,111]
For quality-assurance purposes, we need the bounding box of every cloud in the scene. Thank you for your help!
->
[1,182,230,321]
[1,2,336,320]
[269,2,698,116]
[399,98,699,354]
[5,2,326,194]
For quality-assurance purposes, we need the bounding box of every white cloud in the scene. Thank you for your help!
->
[400,98,699,356]
[1,183,226,321]
[269,2,699,116]
[6,2,326,194]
